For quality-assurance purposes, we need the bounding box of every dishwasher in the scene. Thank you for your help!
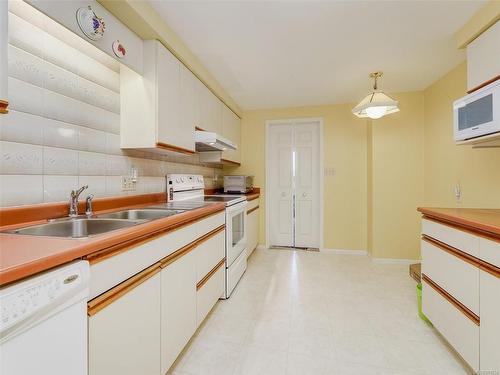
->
[0,260,89,375]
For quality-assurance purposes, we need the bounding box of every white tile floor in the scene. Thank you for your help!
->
[169,248,472,375]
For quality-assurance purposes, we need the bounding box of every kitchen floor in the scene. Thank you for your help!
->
[168,249,471,375]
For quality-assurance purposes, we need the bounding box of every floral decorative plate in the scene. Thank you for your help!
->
[76,6,105,41]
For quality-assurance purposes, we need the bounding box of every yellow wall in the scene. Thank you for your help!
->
[369,92,425,259]
[423,62,500,208]
[228,105,369,251]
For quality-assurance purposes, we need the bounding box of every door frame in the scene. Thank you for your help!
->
[265,117,324,250]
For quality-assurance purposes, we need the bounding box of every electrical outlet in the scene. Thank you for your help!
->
[122,176,136,191]
[454,183,461,203]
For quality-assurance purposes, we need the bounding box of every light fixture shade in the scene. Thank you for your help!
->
[352,91,399,119]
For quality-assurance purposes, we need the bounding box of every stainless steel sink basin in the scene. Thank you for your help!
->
[97,209,184,221]
[6,218,142,238]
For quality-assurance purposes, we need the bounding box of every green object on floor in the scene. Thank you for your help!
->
[417,283,431,324]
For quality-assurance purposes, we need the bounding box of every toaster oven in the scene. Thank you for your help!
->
[223,175,254,194]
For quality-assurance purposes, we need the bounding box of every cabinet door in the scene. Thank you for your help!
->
[156,43,192,151]
[247,208,259,257]
[178,64,196,151]
[89,273,161,375]
[196,79,222,133]
[161,251,197,373]
[480,269,500,373]
[222,105,241,163]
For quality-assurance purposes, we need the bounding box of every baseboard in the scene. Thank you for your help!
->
[255,244,266,251]
[320,248,368,256]
[371,257,420,265]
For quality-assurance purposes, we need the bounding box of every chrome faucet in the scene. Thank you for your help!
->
[69,185,88,217]
[85,194,94,216]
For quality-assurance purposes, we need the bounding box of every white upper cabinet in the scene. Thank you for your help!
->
[221,105,241,164]
[1,1,8,109]
[195,78,222,133]
[120,40,195,155]
[467,21,500,91]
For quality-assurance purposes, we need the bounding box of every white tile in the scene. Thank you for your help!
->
[43,146,78,175]
[8,12,44,59]
[43,175,78,203]
[232,345,287,375]
[78,127,107,153]
[105,175,124,197]
[0,110,44,145]
[78,151,106,176]
[106,155,130,176]
[78,176,106,199]
[42,32,81,78]
[0,141,43,174]
[43,59,79,100]
[105,133,122,155]
[43,118,79,150]
[0,174,43,206]
[77,75,120,114]
[8,44,44,87]
[77,53,120,93]
[8,76,44,116]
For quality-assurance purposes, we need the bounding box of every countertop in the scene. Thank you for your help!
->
[417,207,500,239]
[0,202,225,286]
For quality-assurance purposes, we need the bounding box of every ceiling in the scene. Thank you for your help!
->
[150,1,484,110]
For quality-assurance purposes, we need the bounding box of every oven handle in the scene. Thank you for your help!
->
[225,201,248,214]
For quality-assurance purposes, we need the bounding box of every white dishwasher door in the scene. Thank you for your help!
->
[0,260,89,375]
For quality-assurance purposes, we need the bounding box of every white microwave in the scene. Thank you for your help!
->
[453,80,500,141]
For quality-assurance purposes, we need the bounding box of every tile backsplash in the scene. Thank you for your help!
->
[0,2,221,207]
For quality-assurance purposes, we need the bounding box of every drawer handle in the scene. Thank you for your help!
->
[196,258,225,291]
[422,274,480,326]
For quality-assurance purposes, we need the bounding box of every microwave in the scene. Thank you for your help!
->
[453,80,500,141]
[223,175,254,193]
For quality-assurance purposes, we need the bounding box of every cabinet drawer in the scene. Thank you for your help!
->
[480,269,500,373]
[422,278,479,372]
[196,263,224,327]
[247,198,259,211]
[196,212,225,238]
[422,219,479,257]
[89,225,195,300]
[421,239,479,315]
[480,237,500,268]
[196,230,225,284]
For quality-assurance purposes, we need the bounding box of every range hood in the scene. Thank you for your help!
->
[195,130,237,152]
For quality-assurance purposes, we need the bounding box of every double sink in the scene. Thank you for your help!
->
[5,208,184,239]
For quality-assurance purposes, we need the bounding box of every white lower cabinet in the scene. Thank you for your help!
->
[160,251,197,373]
[88,272,161,375]
[246,206,259,257]
[480,269,500,373]
[196,266,224,327]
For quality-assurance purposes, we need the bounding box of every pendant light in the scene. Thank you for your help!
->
[352,72,399,119]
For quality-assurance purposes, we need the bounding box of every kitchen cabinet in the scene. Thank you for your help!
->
[479,269,500,373]
[246,199,260,258]
[419,211,500,374]
[221,104,241,164]
[160,250,197,373]
[120,40,195,155]
[88,267,161,375]
[466,20,499,92]
[195,78,222,133]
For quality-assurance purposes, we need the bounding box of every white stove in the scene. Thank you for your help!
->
[166,174,248,298]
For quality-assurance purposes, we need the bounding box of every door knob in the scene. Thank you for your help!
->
[302,192,307,198]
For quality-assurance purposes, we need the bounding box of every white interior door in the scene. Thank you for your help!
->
[268,119,321,249]
[268,123,294,247]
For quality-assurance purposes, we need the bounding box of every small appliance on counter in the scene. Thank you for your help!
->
[224,175,254,194]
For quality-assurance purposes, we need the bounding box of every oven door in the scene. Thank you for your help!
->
[225,201,248,267]
[454,80,500,141]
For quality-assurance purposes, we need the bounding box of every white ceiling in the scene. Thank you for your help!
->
[150,1,484,110]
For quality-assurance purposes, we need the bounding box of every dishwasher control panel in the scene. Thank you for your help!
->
[0,261,89,333]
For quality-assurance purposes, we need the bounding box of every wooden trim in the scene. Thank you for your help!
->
[0,99,8,114]
[221,158,241,166]
[87,263,161,316]
[156,142,195,155]
[196,258,225,291]
[480,263,500,278]
[247,205,259,215]
[422,274,480,326]
[86,215,224,265]
[195,126,205,131]
[160,224,225,268]
[466,75,500,94]
[421,235,481,268]
[247,195,259,201]
[0,193,165,228]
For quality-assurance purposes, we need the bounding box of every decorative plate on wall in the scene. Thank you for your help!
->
[112,40,126,59]
[76,6,105,41]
